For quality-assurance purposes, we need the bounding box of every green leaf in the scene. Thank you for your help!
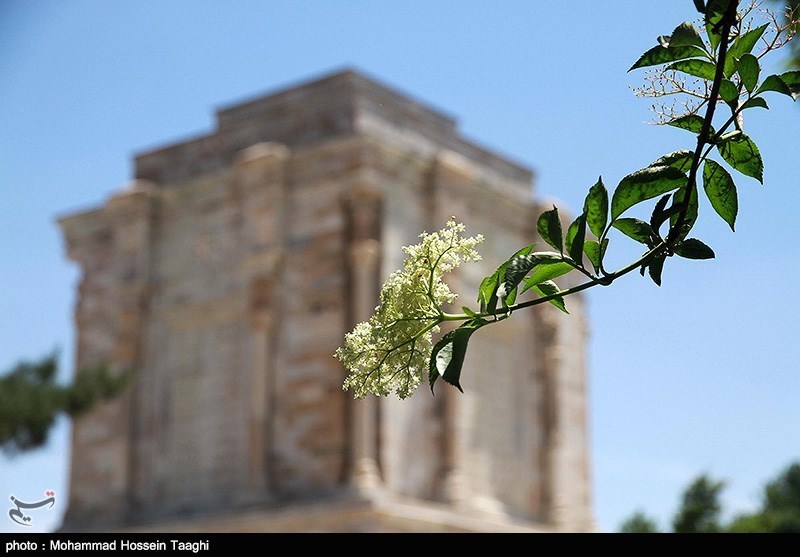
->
[705,25,720,53]
[462,306,482,320]
[629,44,706,72]
[777,71,800,100]
[520,261,574,293]
[649,150,694,172]
[503,252,539,306]
[704,0,730,52]
[532,281,568,314]
[674,238,716,259]
[724,24,768,78]
[477,244,536,312]
[430,331,454,392]
[565,213,587,266]
[584,177,608,238]
[527,251,563,263]
[537,206,563,253]
[477,274,498,313]
[650,194,673,233]
[756,74,794,98]
[669,22,706,50]
[667,114,711,134]
[669,186,699,240]
[654,203,684,235]
[718,79,739,104]
[703,159,738,231]
[583,240,602,273]
[717,132,763,183]
[611,166,686,220]
[648,255,666,286]
[613,218,656,245]
[736,53,760,93]
[741,97,768,110]
[667,59,717,80]
[429,321,483,393]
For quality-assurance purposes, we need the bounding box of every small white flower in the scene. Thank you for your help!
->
[336,219,483,399]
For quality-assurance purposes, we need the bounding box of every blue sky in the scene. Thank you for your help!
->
[1,1,798,532]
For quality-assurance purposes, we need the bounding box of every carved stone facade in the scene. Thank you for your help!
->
[59,70,593,532]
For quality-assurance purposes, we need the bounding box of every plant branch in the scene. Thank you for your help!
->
[668,0,741,244]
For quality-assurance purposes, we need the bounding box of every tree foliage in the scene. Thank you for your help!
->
[621,462,800,533]
[0,353,129,455]
[620,510,660,533]
[729,463,800,532]
[672,475,726,533]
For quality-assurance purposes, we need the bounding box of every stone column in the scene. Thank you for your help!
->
[235,142,291,500]
[429,152,471,506]
[533,279,593,530]
[342,187,383,495]
[59,180,156,527]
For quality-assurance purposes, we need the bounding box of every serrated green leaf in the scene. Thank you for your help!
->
[755,71,800,101]
[674,238,716,259]
[703,159,738,231]
[669,21,706,50]
[537,206,563,253]
[584,177,608,238]
[520,261,574,293]
[719,79,739,104]
[667,59,717,80]
[629,44,706,72]
[533,281,569,314]
[611,166,686,220]
[669,186,699,241]
[650,194,671,232]
[613,218,655,245]
[648,255,666,286]
[667,114,711,134]
[649,150,694,172]
[717,132,763,183]
[724,24,768,78]
[565,213,587,266]
[741,97,768,110]
[736,53,760,93]
[429,321,483,394]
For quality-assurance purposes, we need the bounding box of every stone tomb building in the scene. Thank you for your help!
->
[59,70,593,532]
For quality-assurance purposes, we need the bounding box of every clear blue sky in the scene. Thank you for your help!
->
[1,1,798,533]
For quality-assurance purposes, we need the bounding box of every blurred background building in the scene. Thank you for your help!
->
[58,70,593,532]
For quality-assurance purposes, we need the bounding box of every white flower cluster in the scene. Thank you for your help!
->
[337,219,483,399]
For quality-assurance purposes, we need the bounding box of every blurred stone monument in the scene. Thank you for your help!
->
[59,70,593,532]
